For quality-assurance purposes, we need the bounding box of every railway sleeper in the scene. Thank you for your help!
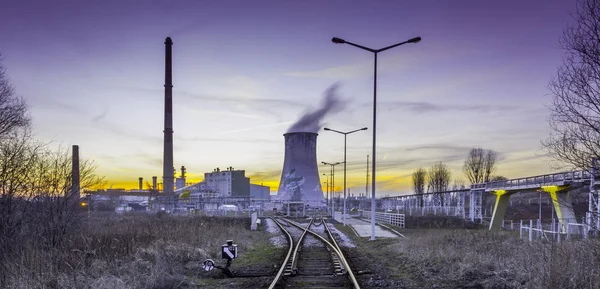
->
[284,259,295,276]
[330,252,347,275]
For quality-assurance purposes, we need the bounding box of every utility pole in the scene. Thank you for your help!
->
[366,155,369,211]
[323,174,329,211]
[366,155,369,196]
[332,165,336,216]
[322,161,342,216]
[331,165,334,215]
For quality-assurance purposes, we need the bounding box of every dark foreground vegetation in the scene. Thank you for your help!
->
[1,213,278,288]
[335,217,600,289]
[4,211,600,289]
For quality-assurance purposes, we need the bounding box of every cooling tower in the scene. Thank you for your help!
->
[277,132,325,206]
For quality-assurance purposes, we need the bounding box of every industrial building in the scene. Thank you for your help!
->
[175,167,270,200]
[204,167,250,197]
[250,183,271,200]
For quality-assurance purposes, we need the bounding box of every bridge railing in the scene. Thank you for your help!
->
[471,170,592,190]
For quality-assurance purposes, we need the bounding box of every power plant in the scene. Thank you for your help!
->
[276,132,325,206]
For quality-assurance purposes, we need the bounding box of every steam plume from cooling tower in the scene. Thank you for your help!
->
[287,83,345,133]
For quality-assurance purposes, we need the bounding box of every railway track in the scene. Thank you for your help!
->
[268,216,360,289]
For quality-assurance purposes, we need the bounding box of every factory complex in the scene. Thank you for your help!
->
[84,37,332,214]
[84,166,271,212]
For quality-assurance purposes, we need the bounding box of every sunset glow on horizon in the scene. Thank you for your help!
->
[0,0,577,196]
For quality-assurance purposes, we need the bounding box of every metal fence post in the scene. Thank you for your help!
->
[519,220,523,239]
[529,219,533,241]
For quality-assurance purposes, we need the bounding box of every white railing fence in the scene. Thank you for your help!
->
[361,210,405,228]
[511,218,591,241]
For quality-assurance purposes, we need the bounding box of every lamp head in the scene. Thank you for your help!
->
[331,37,346,44]
[324,127,331,131]
[408,37,422,44]
[360,127,368,131]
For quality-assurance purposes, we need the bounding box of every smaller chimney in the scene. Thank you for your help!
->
[138,177,143,190]
[152,176,157,190]
[71,145,80,200]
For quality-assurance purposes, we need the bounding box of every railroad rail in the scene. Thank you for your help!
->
[268,217,360,289]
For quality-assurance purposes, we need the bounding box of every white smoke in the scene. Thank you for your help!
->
[287,83,346,133]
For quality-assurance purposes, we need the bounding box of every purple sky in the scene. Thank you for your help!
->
[0,0,577,194]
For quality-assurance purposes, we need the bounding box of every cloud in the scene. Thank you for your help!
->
[178,90,305,122]
[180,91,303,107]
[285,62,370,79]
[246,170,282,181]
[337,143,475,175]
[177,135,276,144]
[91,118,162,144]
[218,122,293,134]
[284,52,421,79]
[97,153,163,169]
[502,151,550,164]
[91,107,109,123]
[378,100,517,113]
[404,144,473,154]
[33,99,87,115]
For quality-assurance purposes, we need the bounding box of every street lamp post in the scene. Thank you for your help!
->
[324,127,368,226]
[322,161,342,217]
[331,36,421,241]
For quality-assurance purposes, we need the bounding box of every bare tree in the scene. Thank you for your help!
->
[0,56,29,138]
[490,175,508,182]
[427,162,451,193]
[451,179,466,190]
[543,0,600,169]
[463,147,498,184]
[0,131,104,283]
[412,168,426,194]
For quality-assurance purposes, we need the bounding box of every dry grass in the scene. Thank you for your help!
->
[349,226,600,289]
[3,212,275,289]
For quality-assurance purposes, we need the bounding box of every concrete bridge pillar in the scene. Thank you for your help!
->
[541,185,574,233]
[489,190,516,231]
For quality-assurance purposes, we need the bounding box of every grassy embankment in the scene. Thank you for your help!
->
[333,216,600,289]
[5,213,283,289]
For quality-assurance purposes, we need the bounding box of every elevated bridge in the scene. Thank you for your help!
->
[382,168,600,233]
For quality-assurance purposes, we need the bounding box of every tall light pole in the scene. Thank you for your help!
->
[331,36,421,240]
[322,161,342,217]
[324,127,368,226]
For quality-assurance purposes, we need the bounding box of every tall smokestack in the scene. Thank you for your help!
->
[152,176,157,190]
[277,132,324,206]
[71,145,80,200]
[163,37,174,194]
[138,177,143,190]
